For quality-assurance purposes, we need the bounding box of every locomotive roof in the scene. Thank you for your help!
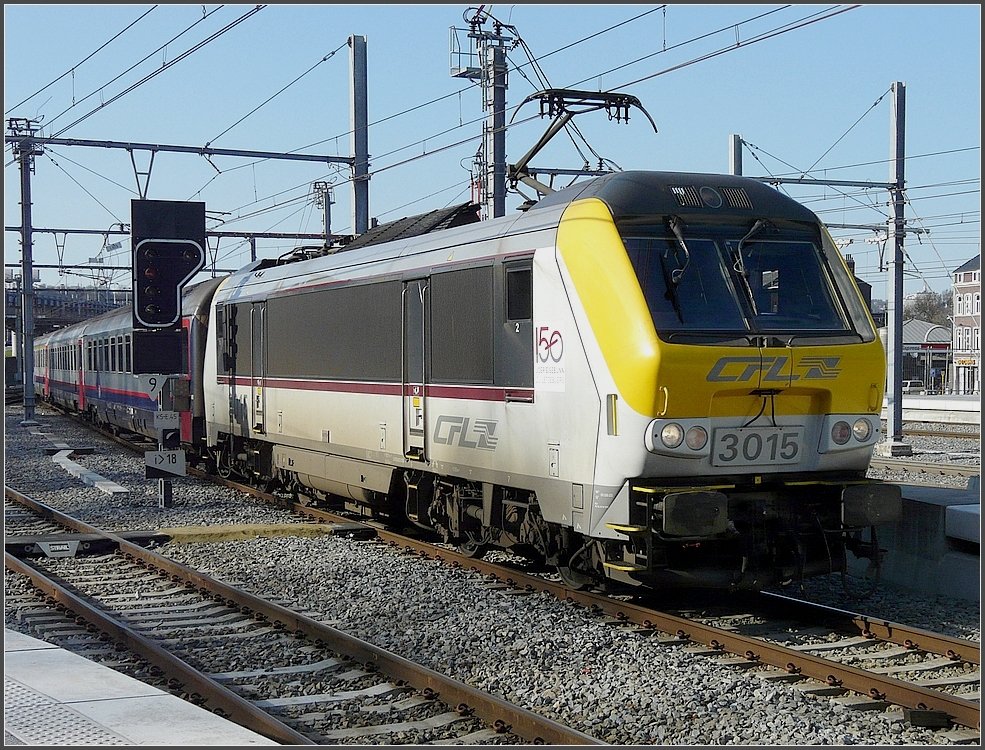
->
[217,170,823,299]
[340,202,481,252]
[529,170,819,224]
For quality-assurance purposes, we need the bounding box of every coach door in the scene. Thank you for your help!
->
[402,280,427,460]
[76,338,86,410]
[250,302,266,434]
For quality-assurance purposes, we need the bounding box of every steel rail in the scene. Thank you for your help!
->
[869,458,980,478]
[4,486,601,746]
[182,469,984,728]
[901,428,980,441]
[4,490,314,745]
[328,531,982,730]
[760,592,980,666]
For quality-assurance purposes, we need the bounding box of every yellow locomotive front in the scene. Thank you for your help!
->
[556,172,901,590]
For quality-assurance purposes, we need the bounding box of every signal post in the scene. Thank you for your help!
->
[131,200,206,507]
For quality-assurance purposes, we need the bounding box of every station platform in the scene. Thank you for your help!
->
[4,629,278,746]
[849,478,981,602]
[881,393,981,425]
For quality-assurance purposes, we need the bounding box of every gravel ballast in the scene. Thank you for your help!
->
[4,404,980,745]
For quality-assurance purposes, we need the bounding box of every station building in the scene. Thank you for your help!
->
[951,254,980,395]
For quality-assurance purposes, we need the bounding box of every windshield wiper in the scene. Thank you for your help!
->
[732,219,773,316]
[667,215,691,286]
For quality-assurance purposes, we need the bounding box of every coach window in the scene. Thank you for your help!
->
[116,338,124,372]
[111,337,118,372]
[124,335,131,372]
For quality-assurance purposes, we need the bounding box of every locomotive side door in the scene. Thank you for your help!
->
[250,301,266,434]
[402,280,427,460]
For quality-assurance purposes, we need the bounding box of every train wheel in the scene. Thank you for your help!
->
[556,565,594,590]
[457,531,489,559]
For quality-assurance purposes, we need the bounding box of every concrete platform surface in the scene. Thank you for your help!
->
[858,481,982,602]
[946,504,981,544]
[4,629,279,746]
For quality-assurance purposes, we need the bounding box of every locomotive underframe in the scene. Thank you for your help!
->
[211,429,899,593]
[597,478,900,590]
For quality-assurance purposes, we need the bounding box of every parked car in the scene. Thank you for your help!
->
[902,379,926,394]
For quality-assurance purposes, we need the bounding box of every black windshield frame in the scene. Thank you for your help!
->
[620,221,864,344]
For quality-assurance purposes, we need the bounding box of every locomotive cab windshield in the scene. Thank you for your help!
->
[621,219,872,345]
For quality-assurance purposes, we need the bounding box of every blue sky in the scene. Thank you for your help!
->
[4,4,980,296]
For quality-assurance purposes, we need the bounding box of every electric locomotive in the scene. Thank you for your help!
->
[202,170,901,591]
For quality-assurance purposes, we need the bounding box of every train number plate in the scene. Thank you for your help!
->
[711,426,804,467]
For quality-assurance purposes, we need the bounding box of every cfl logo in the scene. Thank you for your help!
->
[537,327,563,363]
[433,415,499,450]
[706,356,842,382]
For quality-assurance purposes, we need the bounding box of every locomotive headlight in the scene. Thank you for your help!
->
[831,420,851,445]
[660,423,684,448]
[852,418,872,442]
[685,425,708,450]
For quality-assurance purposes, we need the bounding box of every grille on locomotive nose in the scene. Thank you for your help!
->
[670,185,702,207]
[670,184,752,209]
[721,186,753,209]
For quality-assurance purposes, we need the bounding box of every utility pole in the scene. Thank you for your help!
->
[883,81,910,455]
[350,35,369,234]
[8,118,42,424]
[731,81,912,455]
[313,181,334,245]
[450,11,513,219]
[729,133,743,175]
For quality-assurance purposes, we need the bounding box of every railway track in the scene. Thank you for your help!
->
[111,462,983,737]
[331,535,981,736]
[16,406,982,741]
[4,487,600,746]
[869,457,980,479]
[898,428,980,440]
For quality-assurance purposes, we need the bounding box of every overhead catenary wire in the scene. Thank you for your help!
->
[613,5,863,92]
[43,153,124,224]
[800,88,892,177]
[47,5,268,139]
[181,4,668,194]
[212,6,852,226]
[35,5,229,137]
[210,6,897,258]
[204,40,349,148]
[741,137,891,220]
[9,5,974,283]
[4,5,160,117]
[190,4,860,230]
[43,148,140,197]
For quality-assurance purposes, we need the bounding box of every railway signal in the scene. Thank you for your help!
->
[130,199,206,375]
[132,239,205,328]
